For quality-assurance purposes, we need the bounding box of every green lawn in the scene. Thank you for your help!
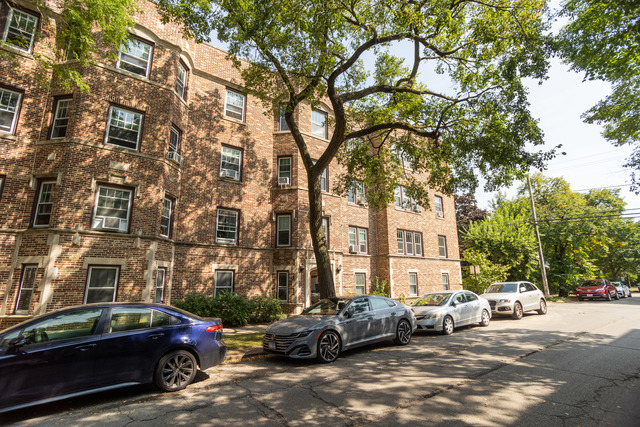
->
[223,332,265,350]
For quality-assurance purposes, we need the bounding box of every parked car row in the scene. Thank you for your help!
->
[0,303,227,414]
[263,281,548,364]
[575,278,633,301]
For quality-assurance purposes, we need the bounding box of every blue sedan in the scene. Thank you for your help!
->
[0,303,226,413]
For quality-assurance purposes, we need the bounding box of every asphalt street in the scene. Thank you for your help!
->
[2,297,640,426]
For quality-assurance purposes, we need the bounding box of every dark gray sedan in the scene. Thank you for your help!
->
[263,295,417,363]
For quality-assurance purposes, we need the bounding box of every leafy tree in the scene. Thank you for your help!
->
[455,193,488,251]
[153,0,556,298]
[556,0,640,189]
[461,249,509,294]
[463,199,538,280]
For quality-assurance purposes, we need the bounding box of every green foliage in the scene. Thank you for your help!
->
[172,293,285,326]
[557,0,640,186]
[461,250,509,293]
[369,277,390,297]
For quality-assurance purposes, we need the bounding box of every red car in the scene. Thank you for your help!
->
[576,279,619,301]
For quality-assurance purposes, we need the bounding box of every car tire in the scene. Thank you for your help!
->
[154,350,198,392]
[316,330,341,363]
[512,302,523,320]
[537,299,547,315]
[393,319,412,345]
[606,291,612,301]
[614,291,620,300]
[441,315,454,335]
[480,309,490,327]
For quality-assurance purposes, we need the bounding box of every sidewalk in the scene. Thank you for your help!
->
[222,323,270,363]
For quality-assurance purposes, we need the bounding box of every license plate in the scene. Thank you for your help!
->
[268,342,276,350]
[586,294,593,297]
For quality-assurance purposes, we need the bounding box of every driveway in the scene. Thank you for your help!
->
[2,297,640,426]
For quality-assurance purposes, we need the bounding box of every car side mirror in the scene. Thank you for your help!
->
[345,306,355,318]
[520,287,526,293]
[7,336,25,353]
[451,300,457,307]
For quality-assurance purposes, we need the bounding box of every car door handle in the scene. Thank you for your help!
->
[149,333,165,340]
[366,316,373,321]
[75,344,96,352]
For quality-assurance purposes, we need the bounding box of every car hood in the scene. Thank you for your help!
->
[266,315,331,334]
[412,306,446,315]
[482,292,517,300]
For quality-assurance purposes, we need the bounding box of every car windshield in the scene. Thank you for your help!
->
[486,283,517,293]
[580,280,601,287]
[412,293,452,307]
[302,298,351,315]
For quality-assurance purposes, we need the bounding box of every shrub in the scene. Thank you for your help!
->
[173,293,215,317]
[211,292,253,326]
[250,296,286,323]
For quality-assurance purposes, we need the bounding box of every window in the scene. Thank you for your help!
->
[0,88,22,134]
[117,36,153,77]
[442,273,449,291]
[33,179,55,227]
[160,197,174,237]
[277,271,288,301]
[311,109,328,139]
[92,185,133,232]
[393,145,413,169]
[15,265,37,314]
[347,181,366,205]
[109,308,151,333]
[435,195,444,217]
[278,106,289,131]
[395,186,419,212]
[225,89,246,121]
[398,230,423,257]
[277,157,291,185]
[105,106,143,150]
[322,217,330,248]
[21,309,102,345]
[214,270,234,296]
[438,235,448,258]
[155,268,166,303]
[50,98,72,139]
[168,125,181,163]
[348,226,368,254]
[276,214,291,246]
[176,61,188,99]
[0,175,5,201]
[3,8,38,52]
[85,266,119,303]
[220,146,242,180]
[320,167,328,192]
[409,272,418,296]
[355,273,366,295]
[216,208,239,244]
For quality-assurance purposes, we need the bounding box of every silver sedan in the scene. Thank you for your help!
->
[412,290,491,335]
[263,295,417,363]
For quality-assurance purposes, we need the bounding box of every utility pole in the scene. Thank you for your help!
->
[527,176,551,297]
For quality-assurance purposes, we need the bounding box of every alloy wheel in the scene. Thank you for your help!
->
[480,310,490,326]
[155,350,197,392]
[394,320,412,345]
[537,299,547,315]
[442,316,454,335]
[317,331,340,363]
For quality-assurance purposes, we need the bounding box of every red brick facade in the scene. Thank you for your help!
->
[0,0,461,328]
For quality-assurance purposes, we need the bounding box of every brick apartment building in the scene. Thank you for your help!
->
[0,0,461,328]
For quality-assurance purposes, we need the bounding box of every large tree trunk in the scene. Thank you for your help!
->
[307,168,335,300]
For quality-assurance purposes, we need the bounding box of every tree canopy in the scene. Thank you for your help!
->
[557,0,640,189]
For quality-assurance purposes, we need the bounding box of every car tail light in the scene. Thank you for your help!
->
[206,324,223,332]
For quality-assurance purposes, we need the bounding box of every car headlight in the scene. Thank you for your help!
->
[498,299,510,303]
[425,313,440,319]
[297,330,313,338]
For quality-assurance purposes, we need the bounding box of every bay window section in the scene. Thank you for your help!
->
[117,37,153,77]
[220,146,242,180]
[105,106,143,150]
[92,186,133,232]
[50,98,72,139]
[276,214,291,246]
[216,208,239,244]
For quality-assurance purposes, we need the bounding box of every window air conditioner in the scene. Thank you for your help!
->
[349,245,357,254]
[437,210,444,218]
[221,169,239,180]
[167,151,182,164]
[278,177,290,186]
[101,217,121,230]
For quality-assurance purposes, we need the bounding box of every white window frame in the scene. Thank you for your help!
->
[92,185,133,233]
[3,8,38,53]
[15,265,38,314]
[0,88,22,134]
[214,270,234,296]
[33,179,56,227]
[277,271,289,302]
[117,36,153,77]
[348,181,365,204]
[160,197,173,237]
[311,109,328,139]
[348,226,368,254]
[225,89,246,121]
[51,98,72,139]
[155,267,166,303]
[276,214,291,247]
[176,61,187,99]
[320,167,328,192]
[355,272,366,295]
[438,235,448,258]
[169,125,181,154]
[442,273,450,291]
[216,208,239,245]
[278,157,292,183]
[398,230,423,257]
[220,146,242,180]
[105,105,143,150]
[278,105,290,131]
[84,266,119,303]
[395,185,418,211]
[435,195,444,217]
[409,272,418,296]
[322,217,330,248]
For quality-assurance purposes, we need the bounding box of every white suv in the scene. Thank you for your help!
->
[482,282,547,319]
